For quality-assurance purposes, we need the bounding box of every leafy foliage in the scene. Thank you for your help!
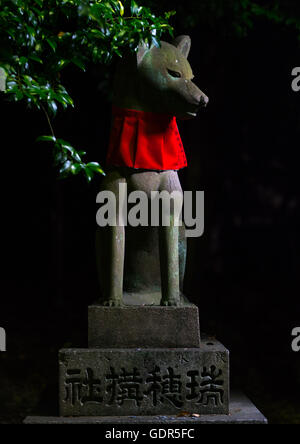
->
[0,0,174,181]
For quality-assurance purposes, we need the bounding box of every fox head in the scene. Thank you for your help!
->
[113,35,209,119]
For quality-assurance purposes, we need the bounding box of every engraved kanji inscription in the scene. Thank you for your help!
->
[186,366,224,406]
[105,367,143,406]
[64,368,103,406]
[81,368,103,404]
[64,369,82,406]
[186,370,199,400]
[199,365,224,406]
[144,366,184,408]
[144,366,162,406]
[61,360,227,414]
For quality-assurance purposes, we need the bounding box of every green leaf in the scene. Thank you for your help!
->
[72,58,86,71]
[29,55,43,64]
[48,100,58,115]
[60,160,72,174]
[62,94,74,107]
[131,0,141,16]
[84,167,94,183]
[36,135,57,143]
[57,59,70,70]
[15,89,24,100]
[165,11,176,19]
[118,1,124,17]
[86,162,105,175]
[34,0,43,7]
[61,143,75,153]
[71,163,84,175]
[19,56,28,66]
[46,38,57,52]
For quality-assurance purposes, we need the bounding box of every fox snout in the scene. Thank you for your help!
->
[199,94,209,107]
[186,80,209,117]
[192,92,208,113]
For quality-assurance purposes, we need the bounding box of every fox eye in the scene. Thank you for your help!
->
[167,69,181,78]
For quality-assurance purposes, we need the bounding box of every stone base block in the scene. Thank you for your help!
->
[88,304,201,348]
[24,392,267,424]
[59,339,229,417]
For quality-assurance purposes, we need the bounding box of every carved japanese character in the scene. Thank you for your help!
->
[64,369,82,406]
[144,366,183,408]
[186,370,199,400]
[64,368,103,406]
[198,365,224,406]
[106,367,143,406]
[144,366,162,406]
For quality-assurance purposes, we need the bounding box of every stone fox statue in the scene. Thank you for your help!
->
[96,35,208,307]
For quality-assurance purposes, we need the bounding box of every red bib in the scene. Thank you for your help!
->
[106,106,187,170]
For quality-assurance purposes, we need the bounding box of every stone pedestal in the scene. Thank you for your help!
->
[25,303,267,424]
[88,305,201,348]
[58,304,229,417]
[59,340,229,416]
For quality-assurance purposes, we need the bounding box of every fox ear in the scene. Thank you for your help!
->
[173,35,191,58]
[136,42,149,65]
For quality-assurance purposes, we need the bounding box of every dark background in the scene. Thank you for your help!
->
[0,0,300,423]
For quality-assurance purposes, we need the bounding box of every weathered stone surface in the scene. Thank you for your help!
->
[24,392,267,424]
[59,339,229,417]
[88,304,201,348]
[121,291,192,307]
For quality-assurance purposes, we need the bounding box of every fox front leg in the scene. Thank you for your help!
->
[96,225,125,307]
[95,171,126,307]
[106,225,125,306]
[159,218,181,306]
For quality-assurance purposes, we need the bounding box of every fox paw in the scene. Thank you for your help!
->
[160,299,181,307]
[103,299,124,307]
